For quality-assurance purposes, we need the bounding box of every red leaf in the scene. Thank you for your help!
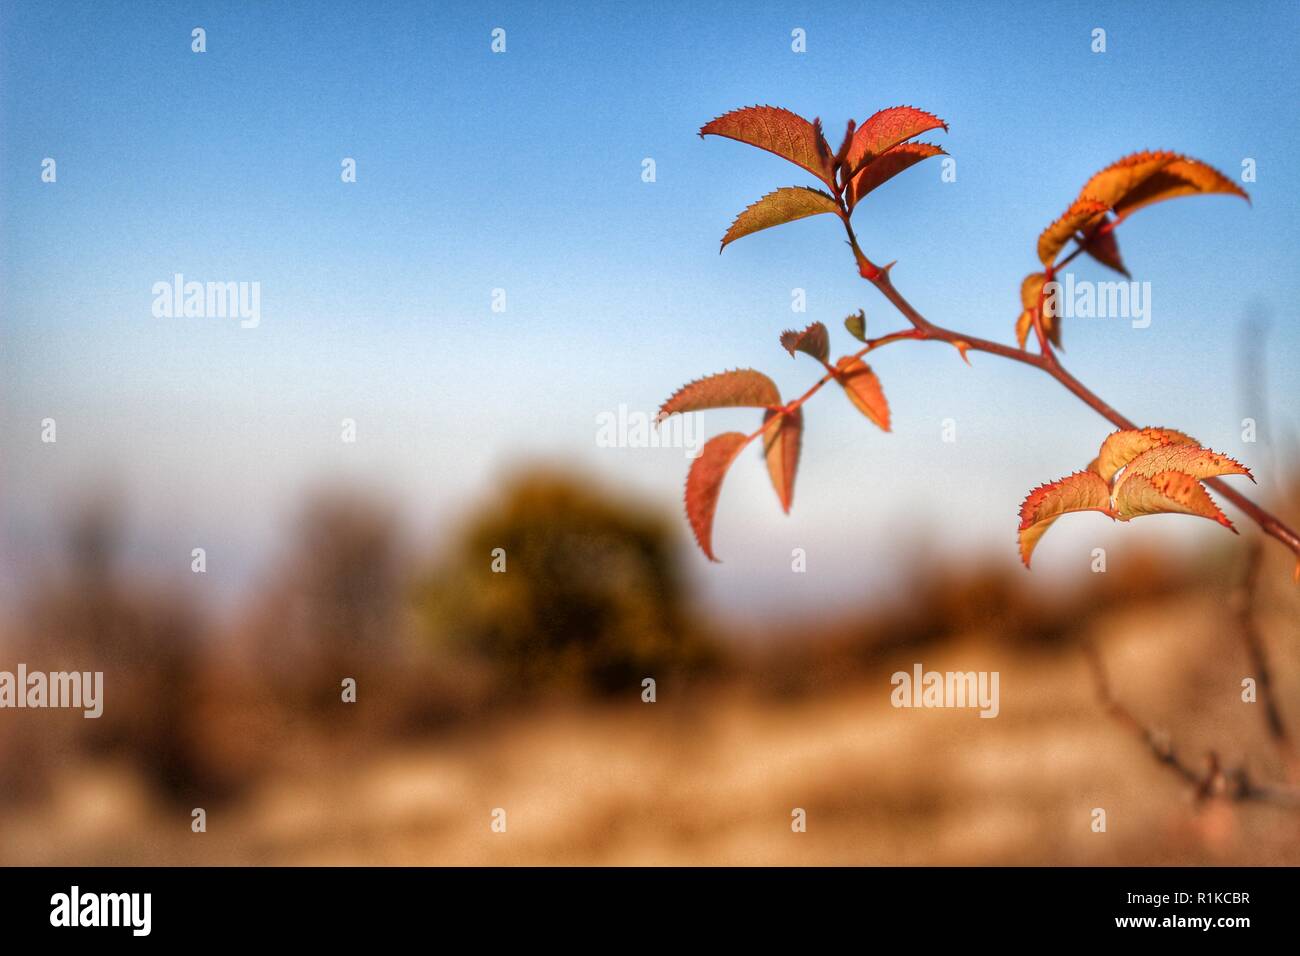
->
[1081,219,1128,277]
[1017,470,1114,567]
[843,106,947,177]
[762,408,802,514]
[845,142,945,212]
[701,105,836,188]
[685,432,750,561]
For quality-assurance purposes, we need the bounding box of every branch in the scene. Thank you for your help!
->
[830,204,1300,564]
[1232,541,1299,778]
[1082,639,1300,808]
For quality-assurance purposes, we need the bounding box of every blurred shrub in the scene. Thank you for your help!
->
[417,469,714,696]
[6,502,210,804]
[245,487,406,712]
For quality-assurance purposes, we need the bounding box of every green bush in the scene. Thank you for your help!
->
[419,469,712,696]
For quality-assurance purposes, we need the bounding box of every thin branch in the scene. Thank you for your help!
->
[1233,540,1298,778]
[1082,639,1300,808]
[826,203,1300,562]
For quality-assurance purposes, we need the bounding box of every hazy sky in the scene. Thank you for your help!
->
[3,1,1298,620]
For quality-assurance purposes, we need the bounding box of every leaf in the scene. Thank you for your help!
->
[844,309,866,342]
[1113,157,1249,218]
[1017,273,1054,348]
[845,142,945,212]
[1077,151,1249,220]
[1015,309,1033,350]
[1113,470,1233,529]
[701,105,835,188]
[762,408,802,513]
[720,187,840,250]
[833,356,890,431]
[1017,470,1114,567]
[1093,427,1198,483]
[685,432,750,561]
[1037,197,1109,267]
[1077,151,1180,209]
[833,119,856,167]
[780,321,830,362]
[1018,429,1253,569]
[658,369,779,422]
[1120,444,1253,483]
[843,106,947,177]
[1021,272,1047,312]
[1081,219,1129,277]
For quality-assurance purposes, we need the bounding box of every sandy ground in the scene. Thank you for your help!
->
[3,592,1298,866]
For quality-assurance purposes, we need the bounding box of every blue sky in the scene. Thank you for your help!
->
[3,1,1298,620]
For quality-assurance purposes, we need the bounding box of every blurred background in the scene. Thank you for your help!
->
[2,0,1299,864]
[1,468,1298,865]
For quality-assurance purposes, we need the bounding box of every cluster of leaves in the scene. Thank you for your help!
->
[1018,428,1251,566]
[1017,152,1249,349]
[701,103,948,250]
[657,319,889,561]
[659,105,946,560]
[662,102,1258,567]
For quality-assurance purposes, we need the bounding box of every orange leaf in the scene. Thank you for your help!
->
[845,142,945,212]
[1093,427,1198,483]
[701,105,835,188]
[1120,444,1253,483]
[780,321,830,362]
[1017,273,1055,348]
[1076,151,1249,220]
[658,369,779,422]
[1017,470,1114,567]
[762,408,802,514]
[685,432,750,561]
[1113,470,1233,529]
[1021,272,1047,312]
[1015,310,1033,350]
[1076,151,1180,209]
[1038,197,1109,267]
[721,187,839,250]
[843,106,947,177]
[1081,219,1129,277]
[1113,155,1249,219]
[834,356,890,431]
[1020,430,1254,569]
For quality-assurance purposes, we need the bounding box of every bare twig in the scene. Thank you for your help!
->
[1082,639,1300,808]
[1232,540,1298,778]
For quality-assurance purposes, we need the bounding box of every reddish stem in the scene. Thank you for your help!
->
[825,202,1300,561]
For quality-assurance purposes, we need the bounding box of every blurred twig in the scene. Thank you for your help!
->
[1232,540,1297,778]
[1083,638,1300,808]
